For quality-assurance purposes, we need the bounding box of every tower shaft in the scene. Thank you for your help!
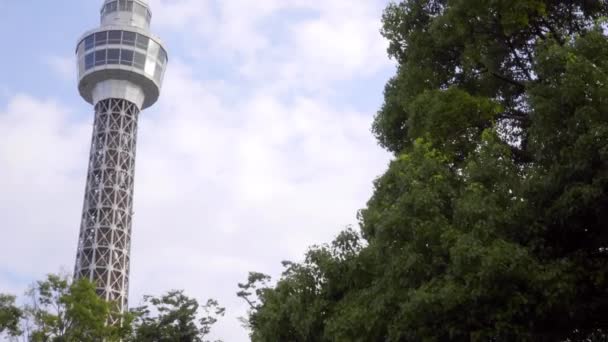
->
[74,98,140,313]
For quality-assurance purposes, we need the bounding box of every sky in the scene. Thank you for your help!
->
[0,0,394,340]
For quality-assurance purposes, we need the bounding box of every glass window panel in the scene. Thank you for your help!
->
[85,53,95,70]
[122,31,136,46]
[154,64,163,82]
[85,35,95,50]
[101,1,116,14]
[133,52,146,69]
[147,40,160,58]
[77,41,84,56]
[144,56,155,76]
[119,0,127,11]
[157,49,167,65]
[109,1,117,11]
[108,30,121,44]
[126,1,133,11]
[104,2,116,14]
[120,49,134,66]
[107,49,120,64]
[95,49,106,66]
[136,35,149,50]
[134,3,145,16]
[95,31,107,47]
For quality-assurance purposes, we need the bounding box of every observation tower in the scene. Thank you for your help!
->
[73,0,168,314]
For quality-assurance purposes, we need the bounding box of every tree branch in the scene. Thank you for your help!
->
[490,71,527,89]
[540,18,566,45]
[505,39,533,81]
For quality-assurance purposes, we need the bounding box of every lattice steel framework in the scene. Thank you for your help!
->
[74,98,139,313]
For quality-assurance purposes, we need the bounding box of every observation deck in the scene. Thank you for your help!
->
[76,0,168,110]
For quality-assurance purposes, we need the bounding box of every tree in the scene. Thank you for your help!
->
[241,0,608,340]
[240,229,366,342]
[1,274,221,342]
[0,294,22,337]
[130,290,224,342]
[23,274,131,341]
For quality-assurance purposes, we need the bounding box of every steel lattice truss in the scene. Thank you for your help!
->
[74,98,139,314]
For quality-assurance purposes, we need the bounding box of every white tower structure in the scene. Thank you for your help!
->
[74,0,167,315]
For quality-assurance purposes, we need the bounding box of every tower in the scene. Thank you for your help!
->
[73,0,167,315]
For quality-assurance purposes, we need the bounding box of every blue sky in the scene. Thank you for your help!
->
[0,0,394,340]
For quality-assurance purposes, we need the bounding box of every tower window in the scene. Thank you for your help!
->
[95,50,107,66]
[157,49,167,65]
[95,32,108,47]
[107,49,120,64]
[103,1,118,14]
[133,52,146,70]
[122,31,136,46]
[134,3,146,16]
[108,31,122,44]
[85,35,95,50]
[118,0,134,11]
[85,53,94,70]
[120,49,134,66]
[136,35,149,50]
[154,64,163,82]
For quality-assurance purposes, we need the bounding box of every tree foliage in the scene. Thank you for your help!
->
[241,0,608,341]
[130,290,225,342]
[1,275,223,342]
[23,274,131,342]
[0,294,22,337]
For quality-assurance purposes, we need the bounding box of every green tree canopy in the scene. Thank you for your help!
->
[23,274,131,342]
[130,290,224,342]
[241,1,608,341]
[0,294,22,337]
[3,275,222,342]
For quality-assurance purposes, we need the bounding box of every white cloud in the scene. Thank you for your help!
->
[0,95,90,281]
[150,0,391,90]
